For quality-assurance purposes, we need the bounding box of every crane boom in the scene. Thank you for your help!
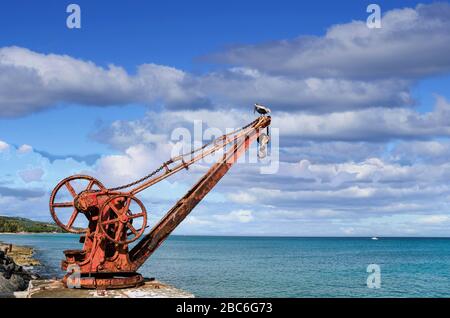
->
[130,115,271,269]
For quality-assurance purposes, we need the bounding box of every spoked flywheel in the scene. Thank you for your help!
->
[49,175,105,233]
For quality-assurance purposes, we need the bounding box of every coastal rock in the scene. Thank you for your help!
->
[0,243,39,297]
[0,243,40,267]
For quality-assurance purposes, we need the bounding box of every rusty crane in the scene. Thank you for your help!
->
[49,110,271,289]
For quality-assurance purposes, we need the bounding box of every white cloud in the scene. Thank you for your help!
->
[340,227,355,235]
[0,45,414,116]
[94,143,173,187]
[0,140,9,152]
[18,167,44,183]
[391,140,450,164]
[3,137,450,236]
[2,3,450,118]
[0,47,204,117]
[417,215,450,225]
[214,210,254,223]
[184,216,214,226]
[17,144,33,153]
[92,97,450,155]
[226,156,450,216]
[274,96,450,141]
[0,47,136,116]
[211,3,450,80]
[227,192,257,204]
[197,68,412,112]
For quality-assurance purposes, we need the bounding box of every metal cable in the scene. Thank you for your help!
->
[107,117,261,191]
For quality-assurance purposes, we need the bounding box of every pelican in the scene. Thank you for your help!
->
[254,103,271,115]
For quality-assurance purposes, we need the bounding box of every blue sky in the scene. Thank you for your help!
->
[0,0,446,153]
[0,0,439,69]
[2,1,450,236]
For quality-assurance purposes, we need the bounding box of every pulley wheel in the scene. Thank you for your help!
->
[99,194,147,245]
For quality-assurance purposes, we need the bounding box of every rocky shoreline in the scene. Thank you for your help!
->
[0,242,40,297]
[0,240,194,298]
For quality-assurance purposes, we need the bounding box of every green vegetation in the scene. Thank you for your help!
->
[0,216,64,233]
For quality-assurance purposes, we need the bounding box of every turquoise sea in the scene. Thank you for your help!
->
[1,234,450,297]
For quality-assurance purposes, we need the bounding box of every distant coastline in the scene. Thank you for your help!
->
[0,232,60,235]
[0,216,64,234]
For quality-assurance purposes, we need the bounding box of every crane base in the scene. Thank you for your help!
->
[62,272,145,289]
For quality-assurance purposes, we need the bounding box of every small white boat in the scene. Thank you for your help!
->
[371,237,379,240]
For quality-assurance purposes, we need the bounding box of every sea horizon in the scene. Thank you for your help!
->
[3,232,450,239]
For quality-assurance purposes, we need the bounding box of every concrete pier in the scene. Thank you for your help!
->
[15,279,195,298]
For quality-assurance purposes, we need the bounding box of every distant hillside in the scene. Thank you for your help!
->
[0,216,64,233]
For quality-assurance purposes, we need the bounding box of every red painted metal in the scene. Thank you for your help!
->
[49,115,271,289]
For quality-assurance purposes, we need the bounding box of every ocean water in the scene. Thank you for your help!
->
[1,234,450,297]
